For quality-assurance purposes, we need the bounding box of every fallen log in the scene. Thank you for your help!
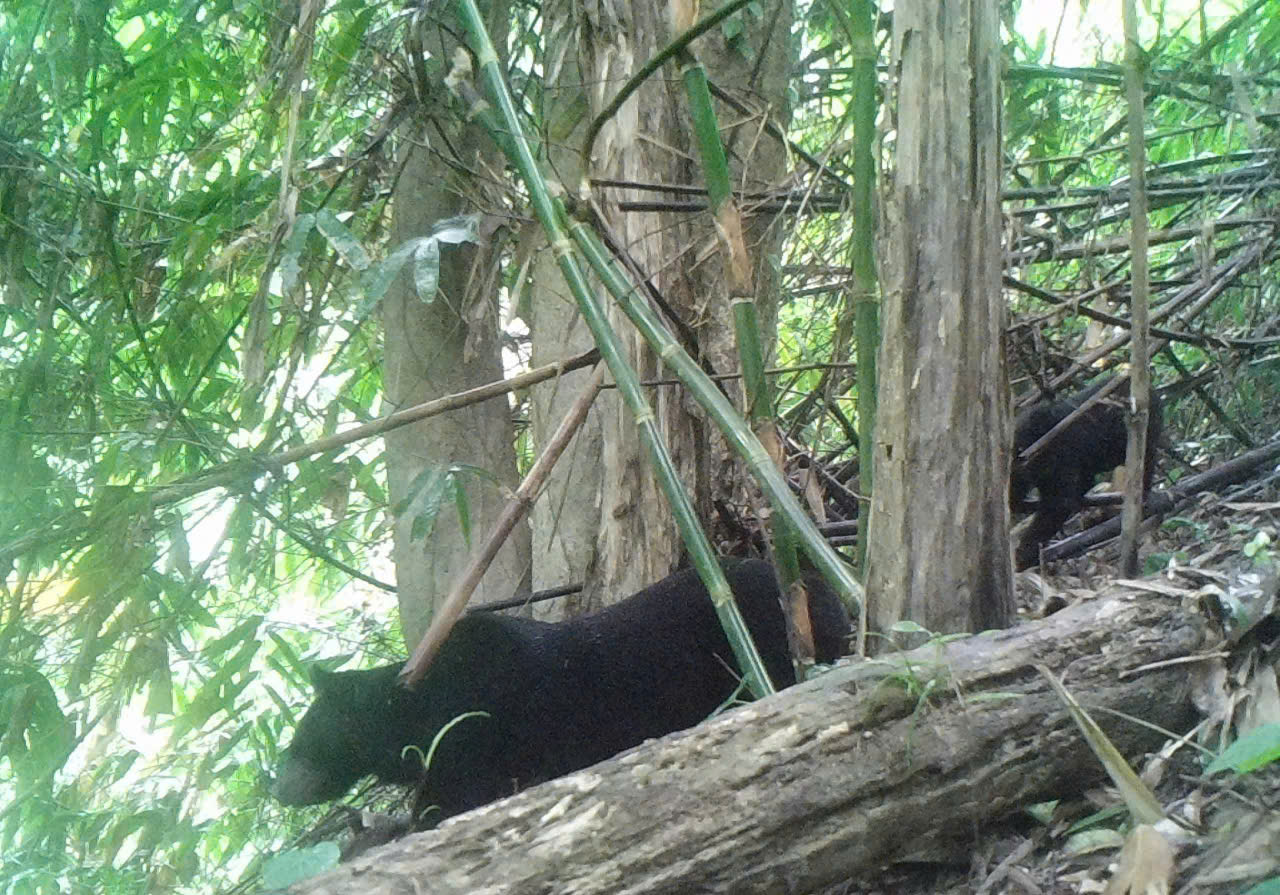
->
[293,587,1207,895]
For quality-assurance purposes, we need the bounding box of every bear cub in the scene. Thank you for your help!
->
[270,559,850,820]
[1011,377,1161,570]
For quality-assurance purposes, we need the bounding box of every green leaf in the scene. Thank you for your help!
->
[267,631,304,675]
[261,842,342,890]
[315,209,372,272]
[145,661,173,716]
[280,213,317,293]
[1205,723,1280,776]
[0,668,74,783]
[324,6,377,93]
[397,465,453,543]
[204,616,264,659]
[361,236,425,310]
[889,620,928,634]
[451,474,472,545]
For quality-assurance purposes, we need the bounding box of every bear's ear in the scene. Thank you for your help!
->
[310,666,340,693]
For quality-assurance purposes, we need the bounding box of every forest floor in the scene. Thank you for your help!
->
[822,483,1280,895]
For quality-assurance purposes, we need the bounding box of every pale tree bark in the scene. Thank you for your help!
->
[527,0,795,612]
[527,248,608,612]
[293,587,1203,895]
[866,0,1013,637]
[382,3,530,646]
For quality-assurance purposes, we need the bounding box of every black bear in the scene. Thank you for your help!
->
[270,558,850,819]
[1011,377,1161,570]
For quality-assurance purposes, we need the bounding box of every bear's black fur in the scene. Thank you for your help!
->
[1011,377,1161,570]
[270,559,850,819]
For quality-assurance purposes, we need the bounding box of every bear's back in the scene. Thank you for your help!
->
[432,559,849,786]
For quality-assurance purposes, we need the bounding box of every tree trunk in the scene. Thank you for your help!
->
[382,2,529,645]
[293,589,1204,895]
[528,0,796,610]
[527,264,607,613]
[866,0,1012,637]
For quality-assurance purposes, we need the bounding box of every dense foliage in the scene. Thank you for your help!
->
[1,0,1278,891]
[1,0,405,890]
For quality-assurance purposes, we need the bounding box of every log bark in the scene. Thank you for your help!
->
[294,588,1206,895]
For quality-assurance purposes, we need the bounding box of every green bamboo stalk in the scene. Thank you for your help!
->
[671,23,803,591]
[452,0,777,697]
[677,62,732,207]
[730,291,804,591]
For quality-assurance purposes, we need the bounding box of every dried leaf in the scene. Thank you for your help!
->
[1102,825,1174,895]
